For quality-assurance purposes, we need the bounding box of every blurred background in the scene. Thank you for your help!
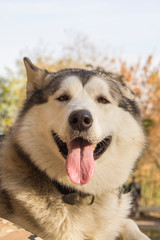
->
[0,0,160,238]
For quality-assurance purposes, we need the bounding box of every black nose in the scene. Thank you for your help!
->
[69,110,93,131]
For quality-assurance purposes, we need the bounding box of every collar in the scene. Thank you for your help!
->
[52,179,95,205]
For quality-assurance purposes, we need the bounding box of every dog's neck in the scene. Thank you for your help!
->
[52,179,95,205]
[52,179,78,195]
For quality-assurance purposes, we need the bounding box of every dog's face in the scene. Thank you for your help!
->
[15,58,145,194]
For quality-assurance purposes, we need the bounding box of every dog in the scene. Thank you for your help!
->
[0,58,150,240]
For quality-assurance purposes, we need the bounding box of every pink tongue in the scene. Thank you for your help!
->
[66,139,95,185]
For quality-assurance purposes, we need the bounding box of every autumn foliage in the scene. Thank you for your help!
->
[118,55,160,206]
[0,47,160,206]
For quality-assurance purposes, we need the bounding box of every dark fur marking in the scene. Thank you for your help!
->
[47,69,95,86]
[20,89,49,117]
[106,78,140,121]
[52,179,78,195]
[107,80,122,98]
[14,143,37,168]
[119,97,140,121]
[1,189,14,214]
[0,135,5,150]
[0,134,5,142]
[13,198,44,233]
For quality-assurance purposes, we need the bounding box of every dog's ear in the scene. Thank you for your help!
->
[23,57,49,98]
[120,84,135,101]
[116,76,135,101]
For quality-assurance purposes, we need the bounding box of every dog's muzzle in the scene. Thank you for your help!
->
[52,109,112,185]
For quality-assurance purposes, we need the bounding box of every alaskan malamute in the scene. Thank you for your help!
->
[0,58,150,240]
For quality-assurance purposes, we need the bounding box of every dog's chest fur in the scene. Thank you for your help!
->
[3,189,128,240]
[0,144,129,240]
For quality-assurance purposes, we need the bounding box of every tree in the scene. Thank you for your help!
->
[0,72,25,133]
[118,56,160,205]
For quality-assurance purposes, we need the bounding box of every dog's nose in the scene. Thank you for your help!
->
[69,110,93,131]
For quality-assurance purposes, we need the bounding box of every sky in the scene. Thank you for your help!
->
[0,0,160,76]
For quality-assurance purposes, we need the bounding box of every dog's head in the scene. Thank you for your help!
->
[15,58,145,194]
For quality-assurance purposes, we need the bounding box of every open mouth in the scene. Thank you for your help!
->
[52,131,112,160]
[52,131,111,185]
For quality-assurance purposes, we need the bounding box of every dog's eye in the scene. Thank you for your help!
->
[57,95,70,102]
[97,97,110,104]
